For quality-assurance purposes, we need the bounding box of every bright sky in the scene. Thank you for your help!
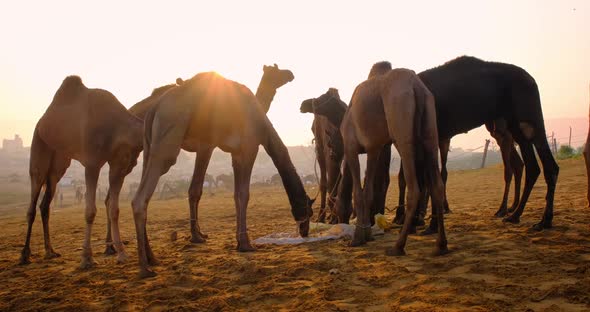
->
[1,0,589,149]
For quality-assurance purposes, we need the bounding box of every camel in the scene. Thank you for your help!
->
[20,76,180,267]
[131,71,313,277]
[584,83,590,207]
[300,88,345,223]
[216,173,234,190]
[311,68,448,256]
[179,64,294,244]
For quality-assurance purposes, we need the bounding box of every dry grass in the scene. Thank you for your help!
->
[0,158,589,311]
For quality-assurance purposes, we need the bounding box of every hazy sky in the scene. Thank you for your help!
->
[0,0,588,149]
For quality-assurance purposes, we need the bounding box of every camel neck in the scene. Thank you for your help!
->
[255,81,277,114]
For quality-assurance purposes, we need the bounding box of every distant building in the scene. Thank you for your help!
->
[2,134,24,152]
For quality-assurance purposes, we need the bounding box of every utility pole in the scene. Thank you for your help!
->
[553,138,558,155]
[550,132,555,154]
[569,126,572,147]
[481,139,491,169]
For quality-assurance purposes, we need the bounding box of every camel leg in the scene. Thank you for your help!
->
[345,145,367,247]
[81,166,100,269]
[103,192,116,255]
[508,146,523,213]
[531,135,559,230]
[188,145,214,243]
[386,144,420,256]
[106,160,134,264]
[232,146,258,252]
[335,160,353,224]
[316,147,328,223]
[439,139,451,214]
[493,132,514,218]
[371,144,390,223]
[585,141,590,208]
[132,133,184,278]
[503,142,539,224]
[40,154,69,260]
[424,147,449,256]
[20,132,53,265]
[359,149,380,241]
[394,164,406,225]
[326,154,341,224]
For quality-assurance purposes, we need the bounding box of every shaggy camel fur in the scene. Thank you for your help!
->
[584,83,590,207]
[300,88,345,223]
[20,76,179,268]
[132,72,313,277]
[312,68,448,256]
[183,64,294,244]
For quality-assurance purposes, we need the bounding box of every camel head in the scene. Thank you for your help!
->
[299,98,314,113]
[296,196,315,237]
[311,89,344,119]
[262,63,294,90]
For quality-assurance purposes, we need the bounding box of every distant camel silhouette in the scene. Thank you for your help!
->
[300,88,345,223]
[584,83,590,207]
[131,71,313,277]
[215,173,234,190]
[311,68,448,256]
[20,76,180,268]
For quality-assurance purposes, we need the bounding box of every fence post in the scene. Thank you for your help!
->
[481,139,491,169]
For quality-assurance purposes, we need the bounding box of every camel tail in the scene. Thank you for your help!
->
[141,106,157,178]
[53,75,85,103]
[261,119,311,221]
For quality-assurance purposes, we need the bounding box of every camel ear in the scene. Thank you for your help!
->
[327,88,340,99]
[176,78,184,85]
[263,65,270,72]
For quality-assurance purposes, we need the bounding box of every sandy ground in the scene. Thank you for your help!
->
[0,158,589,311]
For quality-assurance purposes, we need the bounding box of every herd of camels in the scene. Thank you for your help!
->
[18,56,589,278]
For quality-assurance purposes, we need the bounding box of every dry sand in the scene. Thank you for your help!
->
[1,158,589,311]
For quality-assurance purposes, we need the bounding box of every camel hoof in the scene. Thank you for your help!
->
[532,221,552,231]
[139,268,157,279]
[147,256,160,266]
[507,206,517,213]
[116,252,129,264]
[80,258,97,270]
[432,246,449,256]
[190,235,207,244]
[419,227,437,236]
[392,214,405,225]
[19,248,31,265]
[414,218,426,227]
[44,250,61,259]
[199,232,209,239]
[237,244,256,252]
[385,247,405,256]
[444,206,451,214]
[494,209,507,218]
[502,215,520,224]
[104,245,117,256]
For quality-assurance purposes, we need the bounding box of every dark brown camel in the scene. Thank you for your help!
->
[392,56,557,232]
[20,76,179,267]
[300,88,345,223]
[181,64,294,244]
[584,83,590,207]
[312,68,448,256]
[131,71,313,277]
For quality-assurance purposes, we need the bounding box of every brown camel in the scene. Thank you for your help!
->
[182,64,294,244]
[20,76,180,267]
[131,71,313,277]
[584,83,590,207]
[312,68,448,256]
[300,88,345,223]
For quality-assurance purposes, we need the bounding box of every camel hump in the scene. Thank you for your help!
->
[53,75,86,103]
[368,61,392,79]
